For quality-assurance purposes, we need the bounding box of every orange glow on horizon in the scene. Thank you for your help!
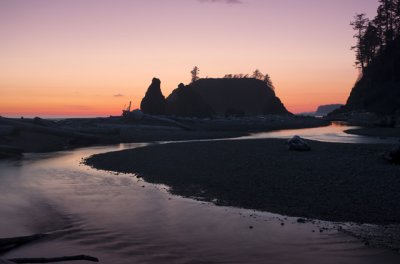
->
[0,0,376,117]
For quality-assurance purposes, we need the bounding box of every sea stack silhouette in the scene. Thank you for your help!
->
[165,83,214,118]
[140,78,166,115]
[141,77,290,117]
[188,78,290,116]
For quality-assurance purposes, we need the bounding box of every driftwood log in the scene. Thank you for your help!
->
[0,234,48,254]
[0,118,98,141]
[0,234,98,263]
[0,145,23,159]
[143,114,193,131]
[7,255,99,263]
[0,126,16,137]
[76,127,120,136]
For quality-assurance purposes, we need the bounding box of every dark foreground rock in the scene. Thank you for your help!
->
[86,139,400,224]
[287,136,310,151]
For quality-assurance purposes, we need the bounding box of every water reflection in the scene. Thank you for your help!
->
[244,122,399,144]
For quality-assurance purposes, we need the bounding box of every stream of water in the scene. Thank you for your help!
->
[1,124,399,263]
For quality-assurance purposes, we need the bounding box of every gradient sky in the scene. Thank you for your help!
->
[0,0,379,117]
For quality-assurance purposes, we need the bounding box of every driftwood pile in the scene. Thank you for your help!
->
[0,234,98,263]
[0,117,104,159]
[0,117,100,141]
[0,114,194,159]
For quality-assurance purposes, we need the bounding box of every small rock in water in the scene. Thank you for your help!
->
[287,135,311,151]
[383,145,400,164]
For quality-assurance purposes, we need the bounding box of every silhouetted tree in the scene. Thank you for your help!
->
[252,69,264,80]
[376,0,397,43]
[351,13,369,71]
[191,66,200,83]
[362,22,381,64]
[263,74,275,91]
[351,0,400,71]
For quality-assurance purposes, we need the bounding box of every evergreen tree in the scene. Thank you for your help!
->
[362,22,381,65]
[351,13,369,71]
[252,69,264,80]
[191,66,200,83]
[263,74,275,91]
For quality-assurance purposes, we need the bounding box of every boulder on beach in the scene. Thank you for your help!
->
[140,78,166,115]
[287,135,311,151]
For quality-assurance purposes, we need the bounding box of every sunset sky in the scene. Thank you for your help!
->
[0,0,379,117]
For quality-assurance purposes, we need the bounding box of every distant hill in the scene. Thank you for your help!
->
[336,37,400,116]
[297,104,343,117]
[315,104,343,116]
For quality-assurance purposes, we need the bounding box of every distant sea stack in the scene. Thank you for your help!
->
[315,104,343,116]
[338,37,400,116]
[180,78,290,117]
[140,78,166,115]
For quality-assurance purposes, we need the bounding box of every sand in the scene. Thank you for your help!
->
[86,138,400,224]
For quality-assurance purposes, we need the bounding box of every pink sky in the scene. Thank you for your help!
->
[0,0,379,117]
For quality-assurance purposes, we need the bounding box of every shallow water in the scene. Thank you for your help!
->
[243,122,399,144]
[1,125,400,263]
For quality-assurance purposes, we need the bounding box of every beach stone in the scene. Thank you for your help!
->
[287,136,310,151]
[383,145,400,164]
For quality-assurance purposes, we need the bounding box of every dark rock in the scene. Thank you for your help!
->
[287,136,311,151]
[165,83,214,118]
[189,78,290,116]
[225,107,245,118]
[383,145,400,164]
[140,78,166,115]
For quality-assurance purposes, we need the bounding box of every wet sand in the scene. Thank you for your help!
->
[86,139,400,224]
